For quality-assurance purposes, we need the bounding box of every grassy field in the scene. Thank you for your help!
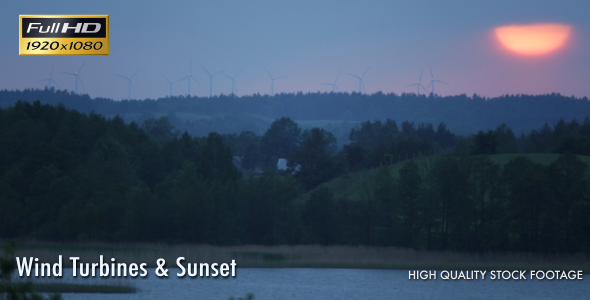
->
[9,241,589,271]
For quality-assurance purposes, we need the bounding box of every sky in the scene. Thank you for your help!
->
[1,0,589,100]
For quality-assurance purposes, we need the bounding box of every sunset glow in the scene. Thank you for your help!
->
[495,23,571,55]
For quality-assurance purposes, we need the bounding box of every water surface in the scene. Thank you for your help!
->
[29,268,589,300]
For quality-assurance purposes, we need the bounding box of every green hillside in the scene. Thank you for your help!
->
[308,153,590,202]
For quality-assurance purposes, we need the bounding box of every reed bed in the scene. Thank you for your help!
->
[9,241,589,271]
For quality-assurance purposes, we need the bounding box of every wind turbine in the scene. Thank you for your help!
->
[264,67,287,96]
[63,60,86,94]
[37,63,60,89]
[406,68,428,95]
[200,64,226,97]
[222,69,244,95]
[320,71,341,92]
[161,74,177,97]
[177,62,199,96]
[347,67,371,94]
[117,69,141,100]
[424,65,448,95]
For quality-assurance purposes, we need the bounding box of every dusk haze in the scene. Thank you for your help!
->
[2,1,590,300]
[1,0,589,99]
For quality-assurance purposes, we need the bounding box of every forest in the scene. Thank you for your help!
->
[2,88,590,139]
[1,99,590,253]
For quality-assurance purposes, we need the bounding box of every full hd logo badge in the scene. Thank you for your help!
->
[19,15,109,55]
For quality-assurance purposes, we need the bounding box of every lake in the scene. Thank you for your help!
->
[30,268,590,300]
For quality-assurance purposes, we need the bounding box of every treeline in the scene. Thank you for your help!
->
[309,153,590,253]
[2,101,590,253]
[0,101,452,242]
[3,88,590,136]
[0,101,240,241]
[468,118,590,156]
[218,117,457,190]
[222,117,590,176]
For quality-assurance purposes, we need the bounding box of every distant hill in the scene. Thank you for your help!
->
[1,88,589,141]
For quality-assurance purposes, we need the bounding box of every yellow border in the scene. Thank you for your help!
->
[19,15,109,55]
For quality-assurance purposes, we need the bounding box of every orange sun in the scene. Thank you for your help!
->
[494,23,571,55]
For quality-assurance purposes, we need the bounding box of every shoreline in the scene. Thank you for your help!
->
[30,281,137,294]
[9,241,589,271]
